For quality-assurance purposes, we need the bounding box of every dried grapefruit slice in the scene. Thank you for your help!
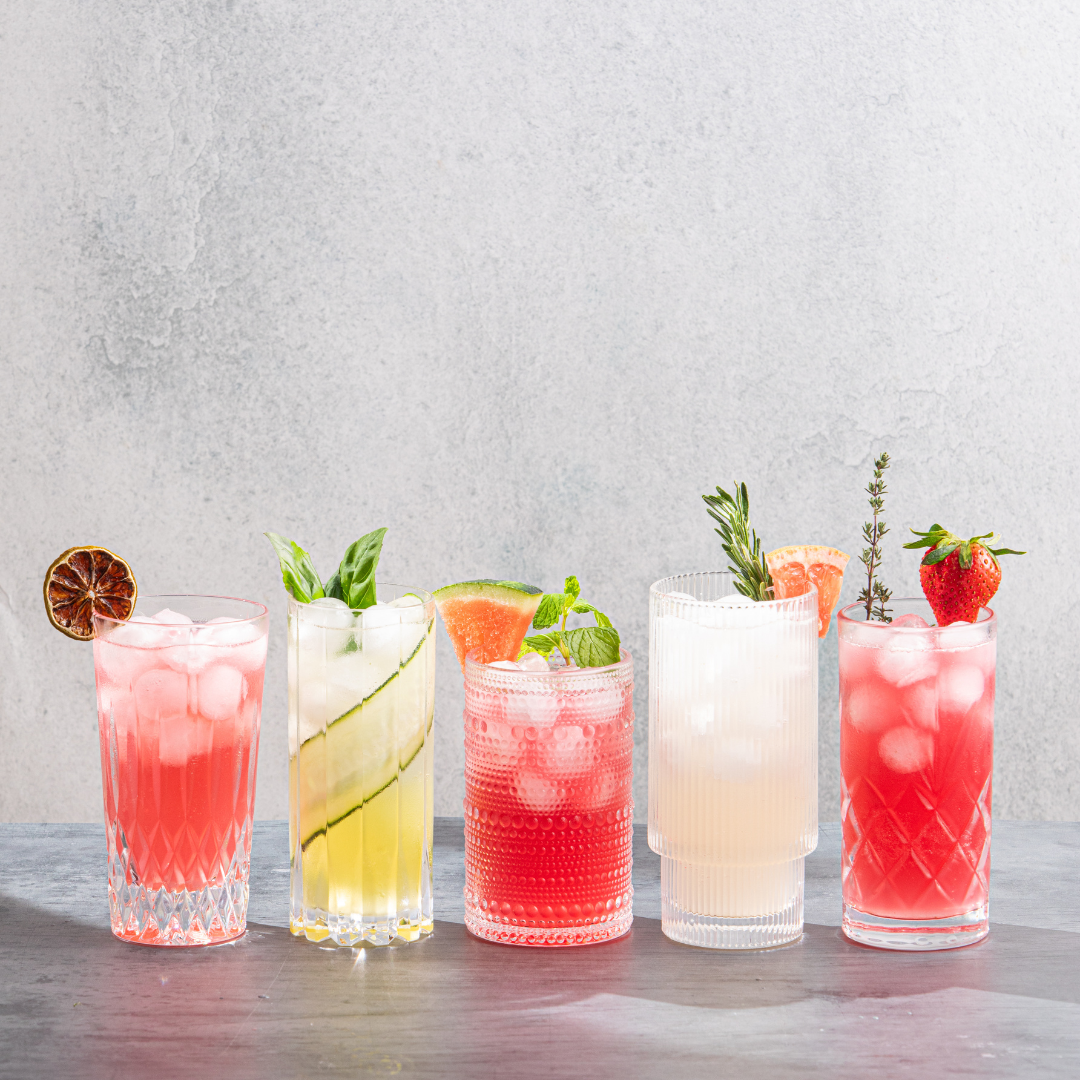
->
[765,545,849,638]
[43,546,137,640]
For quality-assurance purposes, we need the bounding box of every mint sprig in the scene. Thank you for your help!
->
[266,527,388,610]
[518,575,621,668]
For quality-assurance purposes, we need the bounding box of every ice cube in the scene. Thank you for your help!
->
[878,726,933,773]
[201,616,267,671]
[518,652,550,673]
[710,735,763,782]
[900,681,939,731]
[891,613,930,629]
[199,664,245,722]
[876,627,939,686]
[134,667,189,725]
[937,663,985,714]
[303,597,356,629]
[843,684,895,734]
[388,593,428,623]
[94,619,163,686]
[489,660,522,670]
[513,768,562,814]
[152,608,194,625]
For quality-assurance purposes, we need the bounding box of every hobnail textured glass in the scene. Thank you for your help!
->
[648,573,818,949]
[288,584,435,946]
[838,599,995,950]
[462,649,634,946]
[93,595,268,946]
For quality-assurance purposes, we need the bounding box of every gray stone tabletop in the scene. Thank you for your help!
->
[1,820,1078,1079]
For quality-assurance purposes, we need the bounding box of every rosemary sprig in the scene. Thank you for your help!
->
[702,482,773,601]
[857,452,892,621]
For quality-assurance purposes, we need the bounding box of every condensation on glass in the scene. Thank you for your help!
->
[649,572,818,949]
[838,599,995,951]
[93,595,269,946]
[288,584,435,946]
[462,650,635,946]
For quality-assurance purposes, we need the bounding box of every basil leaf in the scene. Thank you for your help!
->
[565,626,621,668]
[323,572,344,601]
[337,527,387,610]
[533,593,566,630]
[265,532,324,603]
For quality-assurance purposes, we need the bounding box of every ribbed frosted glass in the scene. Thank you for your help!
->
[648,572,818,941]
[288,584,435,947]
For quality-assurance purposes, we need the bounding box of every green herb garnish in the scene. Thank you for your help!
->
[517,575,621,668]
[265,527,387,610]
[857,452,893,622]
[702,482,773,600]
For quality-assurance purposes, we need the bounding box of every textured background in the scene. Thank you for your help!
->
[2,1,1078,824]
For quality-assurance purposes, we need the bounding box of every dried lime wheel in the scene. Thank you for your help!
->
[43,546,137,640]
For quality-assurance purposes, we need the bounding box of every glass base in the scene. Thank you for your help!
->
[464,903,633,947]
[660,856,804,949]
[290,911,434,947]
[842,902,989,950]
[109,881,248,947]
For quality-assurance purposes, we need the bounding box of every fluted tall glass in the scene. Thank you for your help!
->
[288,584,435,946]
[649,573,818,948]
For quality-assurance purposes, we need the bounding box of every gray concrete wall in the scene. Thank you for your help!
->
[2,1,1077,824]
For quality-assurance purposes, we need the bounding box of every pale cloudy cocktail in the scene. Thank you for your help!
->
[649,572,818,948]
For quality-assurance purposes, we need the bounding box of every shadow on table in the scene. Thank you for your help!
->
[4,886,1079,1080]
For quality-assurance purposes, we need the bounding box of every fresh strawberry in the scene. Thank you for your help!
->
[903,525,1025,625]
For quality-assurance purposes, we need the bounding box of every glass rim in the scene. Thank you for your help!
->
[289,582,433,616]
[464,645,632,678]
[93,593,269,627]
[837,598,996,630]
[649,570,817,608]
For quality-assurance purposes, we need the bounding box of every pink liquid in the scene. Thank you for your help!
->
[93,615,267,944]
[839,630,994,921]
[463,656,634,946]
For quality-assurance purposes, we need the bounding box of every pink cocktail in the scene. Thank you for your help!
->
[462,649,634,946]
[93,595,269,946]
[838,599,995,949]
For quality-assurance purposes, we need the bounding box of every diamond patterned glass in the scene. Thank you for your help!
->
[838,598,995,950]
[93,595,269,946]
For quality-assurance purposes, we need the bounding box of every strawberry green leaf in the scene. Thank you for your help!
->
[987,546,1026,556]
[921,542,959,566]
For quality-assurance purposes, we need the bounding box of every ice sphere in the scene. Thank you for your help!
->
[517,652,550,672]
[199,664,244,722]
[714,594,751,606]
[665,591,699,602]
[489,660,522,670]
[878,726,933,773]
[513,767,562,814]
[891,613,930,629]
[937,662,985,713]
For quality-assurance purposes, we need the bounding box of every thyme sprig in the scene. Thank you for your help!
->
[857,452,892,622]
[703,482,773,601]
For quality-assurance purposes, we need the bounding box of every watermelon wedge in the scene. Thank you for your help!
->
[432,579,544,671]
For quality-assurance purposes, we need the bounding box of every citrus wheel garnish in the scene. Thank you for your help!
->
[43,546,137,641]
[765,545,850,638]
